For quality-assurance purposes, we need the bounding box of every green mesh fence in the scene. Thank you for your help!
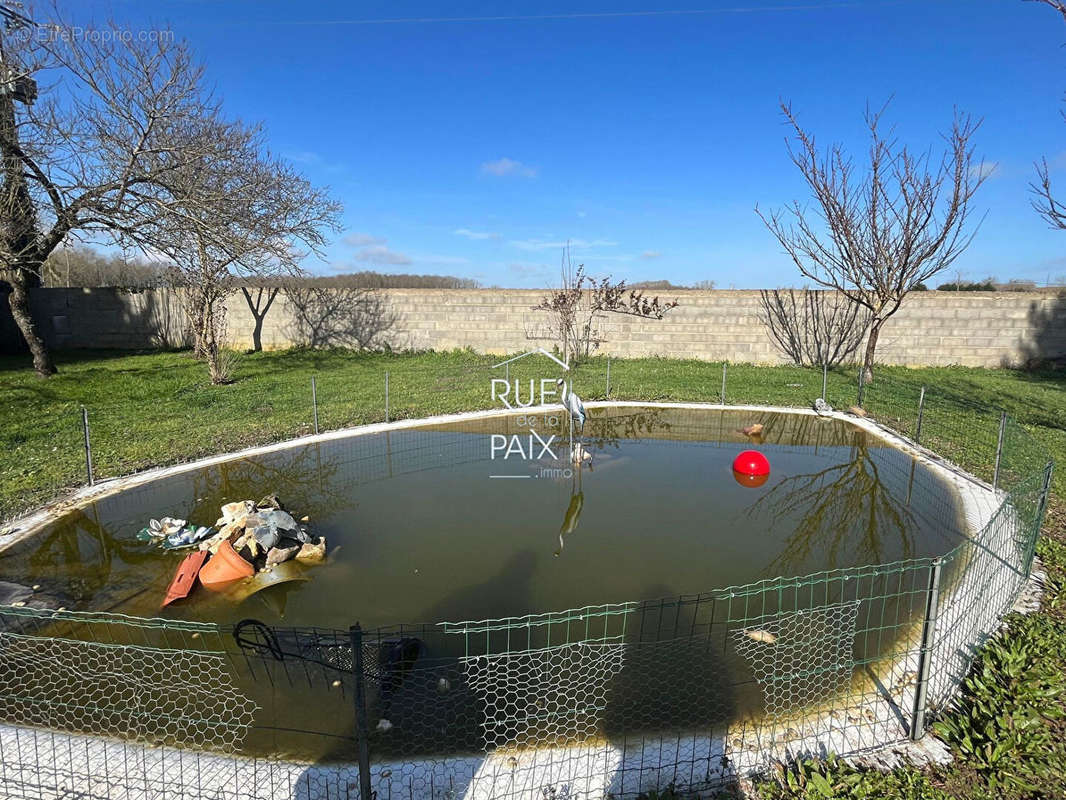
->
[0,366,1053,800]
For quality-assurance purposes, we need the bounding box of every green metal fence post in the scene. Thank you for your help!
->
[992,411,1007,490]
[606,356,611,398]
[910,558,943,740]
[857,367,865,407]
[350,623,373,800]
[1029,462,1055,576]
[311,376,319,436]
[721,361,727,405]
[385,371,390,424]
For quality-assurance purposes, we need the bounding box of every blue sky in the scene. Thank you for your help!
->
[68,0,1066,288]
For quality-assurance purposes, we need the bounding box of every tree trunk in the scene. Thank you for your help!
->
[0,84,54,377]
[251,316,264,353]
[6,269,55,377]
[862,317,883,385]
[241,287,278,353]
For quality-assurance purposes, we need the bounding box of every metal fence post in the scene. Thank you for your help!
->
[992,410,1007,490]
[311,376,319,436]
[81,406,94,486]
[821,362,828,402]
[910,558,943,740]
[721,360,727,405]
[606,356,611,398]
[857,367,866,407]
[914,386,926,444]
[385,371,390,424]
[1029,462,1055,575]
[350,623,373,800]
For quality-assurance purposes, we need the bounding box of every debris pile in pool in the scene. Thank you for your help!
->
[142,494,327,607]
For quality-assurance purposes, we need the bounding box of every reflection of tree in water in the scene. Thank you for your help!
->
[189,442,355,523]
[581,408,672,451]
[739,411,856,449]
[7,506,160,608]
[4,443,354,610]
[747,434,919,577]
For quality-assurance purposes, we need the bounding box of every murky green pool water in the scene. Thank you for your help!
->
[2,406,966,629]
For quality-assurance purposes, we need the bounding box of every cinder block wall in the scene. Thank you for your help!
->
[3,287,1065,368]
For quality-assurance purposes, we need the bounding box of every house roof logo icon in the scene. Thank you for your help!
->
[491,348,570,371]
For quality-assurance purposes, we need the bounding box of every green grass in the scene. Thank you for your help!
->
[3,347,1066,798]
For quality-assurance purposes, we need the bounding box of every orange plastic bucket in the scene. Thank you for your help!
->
[198,540,254,590]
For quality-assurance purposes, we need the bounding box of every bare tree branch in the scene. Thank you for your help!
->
[756,101,987,382]
[1029,1,1066,229]
[1027,0,1066,22]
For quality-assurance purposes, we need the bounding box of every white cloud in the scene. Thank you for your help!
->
[454,228,501,240]
[344,232,386,247]
[354,245,412,266]
[508,262,550,275]
[509,238,618,252]
[284,150,321,165]
[640,250,662,259]
[481,157,537,178]
[969,161,1000,180]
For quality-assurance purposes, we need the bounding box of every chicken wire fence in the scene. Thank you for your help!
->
[0,370,1053,800]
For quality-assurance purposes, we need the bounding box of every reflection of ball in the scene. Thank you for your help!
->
[733,450,770,478]
[733,468,769,489]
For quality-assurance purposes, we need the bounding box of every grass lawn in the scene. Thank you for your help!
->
[1,347,1066,798]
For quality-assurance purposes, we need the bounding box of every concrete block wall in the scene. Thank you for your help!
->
[3,287,1065,368]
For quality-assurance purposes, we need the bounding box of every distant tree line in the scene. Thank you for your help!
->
[628,279,716,290]
[34,246,482,290]
[935,277,1045,292]
[295,272,481,289]
[40,247,168,289]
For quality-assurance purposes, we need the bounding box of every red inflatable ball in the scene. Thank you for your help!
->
[732,450,770,489]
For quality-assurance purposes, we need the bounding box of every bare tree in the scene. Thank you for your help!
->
[143,119,341,382]
[757,102,987,382]
[531,244,679,364]
[759,288,871,368]
[0,4,241,377]
[1030,2,1066,228]
[285,285,397,350]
